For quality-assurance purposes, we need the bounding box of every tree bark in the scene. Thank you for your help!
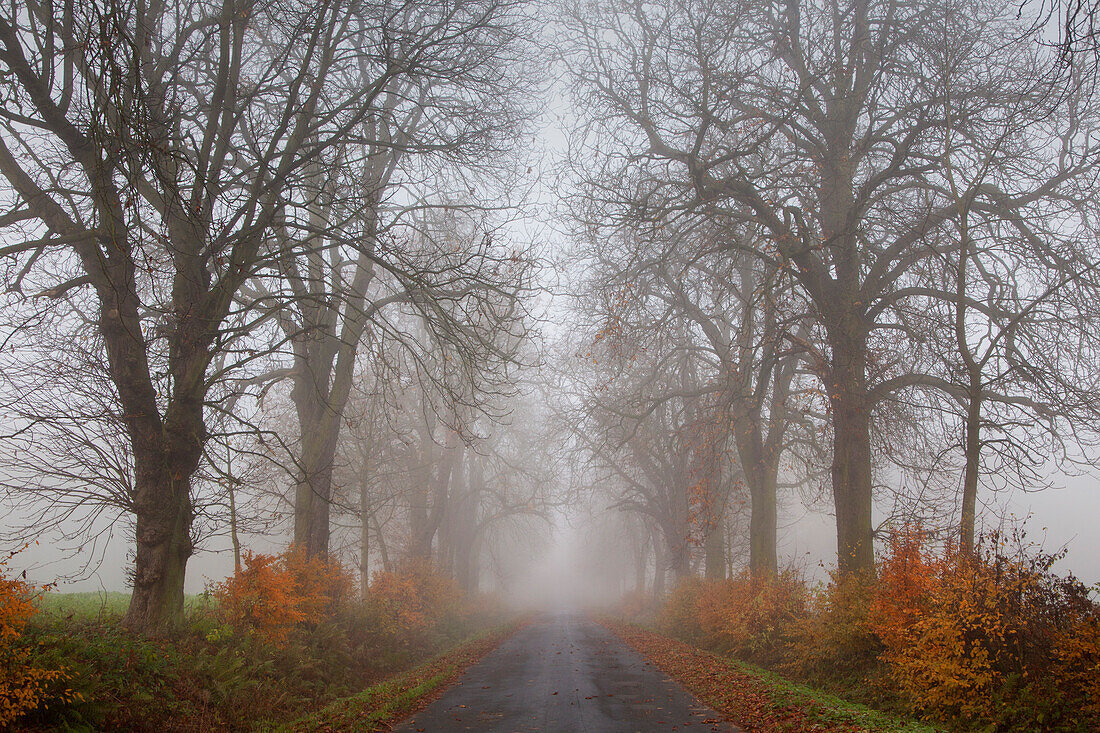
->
[286,154,386,558]
[733,414,780,577]
[229,478,241,574]
[635,532,649,592]
[124,467,194,632]
[452,455,482,592]
[664,520,691,583]
[652,536,667,597]
[292,397,342,556]
[123,382,206,631]
[360,476,371,601]
[704,518,726,579]
[409,434,459,561]
[960,392,982,552]
[826,314,875,575]
[407,443,431,561]
[372,512,392,573]
[748,469,778,577]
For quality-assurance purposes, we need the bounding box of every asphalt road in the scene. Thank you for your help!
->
[391,613,739,732]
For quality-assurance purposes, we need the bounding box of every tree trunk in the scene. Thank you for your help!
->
[407,452,431,561]
[652,537,667,597]
[453,456,482,593]
[124,447,197,632]
[665,525,691,583]
[360,478,371,601]
[954,207,982,555]
[118,310,208,633]
[704,516,726,579]
[635,534,649,592]
[372,512,392,573]
[409,437,459,561]
[827,315,875,576]
[959,392,982,552]
[748,469,778,576]
[288,173,381,558]
[292,400,341,556]
[438,451,465,580]
[459,529,484,594]
[734,418,779,578]
[125,490,192,630]
[726,521,736,579]
[229,478,241,574]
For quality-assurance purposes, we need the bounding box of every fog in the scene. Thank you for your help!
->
[12,466,1096,608]
[0,0,1099,639]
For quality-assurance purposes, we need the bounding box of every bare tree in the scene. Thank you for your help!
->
[564,0,1100,575]
[0,0,475,631]
[572,215,815,576]
[900,68,1100,551]
[313,304,548,594]
[558,309,718,581]
[238,1,536,558]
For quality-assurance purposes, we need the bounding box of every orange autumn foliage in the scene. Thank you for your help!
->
[872,527,1100,729]
[870,524,944,652]
[616,588,659,622]
[282,544,354,621]
[784,571,882,682]
[654,524,1099,731]
[366,561,460,641]
[0,546,77,726]
[212,545,353,646]
[661,571,808,664]
[1052,612,1100,719]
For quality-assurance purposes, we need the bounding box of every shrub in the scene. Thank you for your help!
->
[875,529,1099,731]
[1052,611,1100,721]
[332,562,468,675]
[871,524,943,653]
[282,544,355,621]
[661,572,808,665]
[657,576,707,644]
[616,588,660,622]
[786,572,883,688]
[650,525,1099,731]
[365,561,461,639]
[0,545,78,726]
[211,545,354,646]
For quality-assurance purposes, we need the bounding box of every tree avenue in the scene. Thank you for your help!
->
[0,0,1098,663]
[0,0,535,633]
[565,0,1100,576]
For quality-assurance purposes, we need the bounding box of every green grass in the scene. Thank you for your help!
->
[15,601,515,732]
[718,653,939,732]
[37,591,131,618]
[37,591,212,619]
[275,623,519,733]
[274,669,449,732]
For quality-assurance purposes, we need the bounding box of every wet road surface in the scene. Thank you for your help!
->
[391,613,739,732]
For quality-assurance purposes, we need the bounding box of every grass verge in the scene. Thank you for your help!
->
[38,591,212,619]
[275,621,523,733]
[602,619,939,733]
[15,605,516,731]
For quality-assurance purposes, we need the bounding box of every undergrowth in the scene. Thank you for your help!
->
[7,549,510,731]
[639,526,1100,732]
